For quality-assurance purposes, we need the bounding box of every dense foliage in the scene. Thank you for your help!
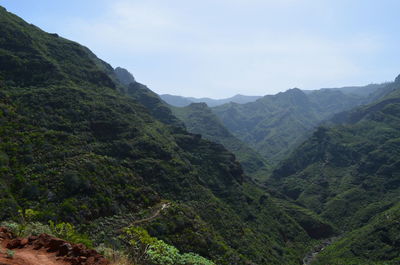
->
[313,203,400,264]
[269,79,400,263]
[171,102,270,177]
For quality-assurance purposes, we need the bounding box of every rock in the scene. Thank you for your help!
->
[0,227,13,240]
[86,256,96,264]
[33,233,52,249]
[20,238,29,247]
[6,238,21,249]
[28,235,38,243]
[72,243,87,257]
[47,238,65,252]
[0,232,8,239]
[58,242,72,256]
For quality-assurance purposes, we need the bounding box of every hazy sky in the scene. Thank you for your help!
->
[2,0,400,97]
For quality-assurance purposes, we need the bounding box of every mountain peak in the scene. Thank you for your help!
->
[114,67,136,85]
[395,74,400,84]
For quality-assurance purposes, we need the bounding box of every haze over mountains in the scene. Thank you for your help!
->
[160,94,263,107]
[0,5,399,265]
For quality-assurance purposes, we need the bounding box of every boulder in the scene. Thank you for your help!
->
[6,238,21,249]
[47,238,66,252]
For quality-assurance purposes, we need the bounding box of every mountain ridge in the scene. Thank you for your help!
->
[0,6,331,265]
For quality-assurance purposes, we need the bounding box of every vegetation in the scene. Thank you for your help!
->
[171,102,270,177]
[1,220,93,247]
[313,202,400,264]
[269,78,400,263]
[1,4,398,264]
[212,87,374,166]
[122,226,215,265]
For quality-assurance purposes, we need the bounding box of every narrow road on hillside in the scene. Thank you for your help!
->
[132,203,170,225]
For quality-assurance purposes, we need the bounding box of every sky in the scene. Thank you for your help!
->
[1,0,400,98]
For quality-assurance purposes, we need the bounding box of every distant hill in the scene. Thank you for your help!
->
[302,83,387,97]
[171,103,270,178]
[212,88,369,165]
[160,94,262,107]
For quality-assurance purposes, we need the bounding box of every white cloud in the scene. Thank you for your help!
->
[59,0,385,97]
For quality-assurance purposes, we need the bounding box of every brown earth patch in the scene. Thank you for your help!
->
[0,227,109,265]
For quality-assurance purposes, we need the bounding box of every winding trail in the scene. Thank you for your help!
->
[132,203,170,225]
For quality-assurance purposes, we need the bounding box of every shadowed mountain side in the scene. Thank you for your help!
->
[212,88,376,165]
[171,102,271,178]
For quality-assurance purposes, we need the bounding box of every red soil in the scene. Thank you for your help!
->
[0,227,109,265]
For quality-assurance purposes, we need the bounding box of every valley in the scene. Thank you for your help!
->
[0,4,399,265]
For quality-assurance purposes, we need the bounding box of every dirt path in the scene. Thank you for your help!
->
[0,245,69,265]
[0,240,69,265]
[131,203,170,225]
[0,227,109,265]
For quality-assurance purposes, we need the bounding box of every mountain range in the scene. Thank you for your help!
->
[0,5,399,265]
[160,94,262,107]
[0,6,334,265]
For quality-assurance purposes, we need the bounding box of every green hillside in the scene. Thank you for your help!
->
[268,78,400,263]
[212,88,370,165]
[313,202,400,265]
[171,102,270,177]
[0,6,332,265]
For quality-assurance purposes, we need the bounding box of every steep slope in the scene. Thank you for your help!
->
[160,94,262,107]
[269,78,400,264]
[212,88,365,164]
[171,102,270,177]
[0,6,328,265]
[313,202,400,265]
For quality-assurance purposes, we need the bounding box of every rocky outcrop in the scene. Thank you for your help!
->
[0,227,109,265]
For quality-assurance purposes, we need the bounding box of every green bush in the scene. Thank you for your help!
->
[49,221,93,247]
[122,226,215,265]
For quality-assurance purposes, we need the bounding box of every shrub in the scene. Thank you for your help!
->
[121,226,215,265]
[49,221,93,247]
[6,249,15,259]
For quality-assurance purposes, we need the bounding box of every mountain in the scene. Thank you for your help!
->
[171,102,270,178]
[212,88,372,165]
[159,94,194,107]
[302,83,387,97]
[114,66,136,86]
[0,6,333,265]
[268,77,400,263]
[160,94,262,107]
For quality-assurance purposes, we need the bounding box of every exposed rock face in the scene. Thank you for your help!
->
[0,227,109,265]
